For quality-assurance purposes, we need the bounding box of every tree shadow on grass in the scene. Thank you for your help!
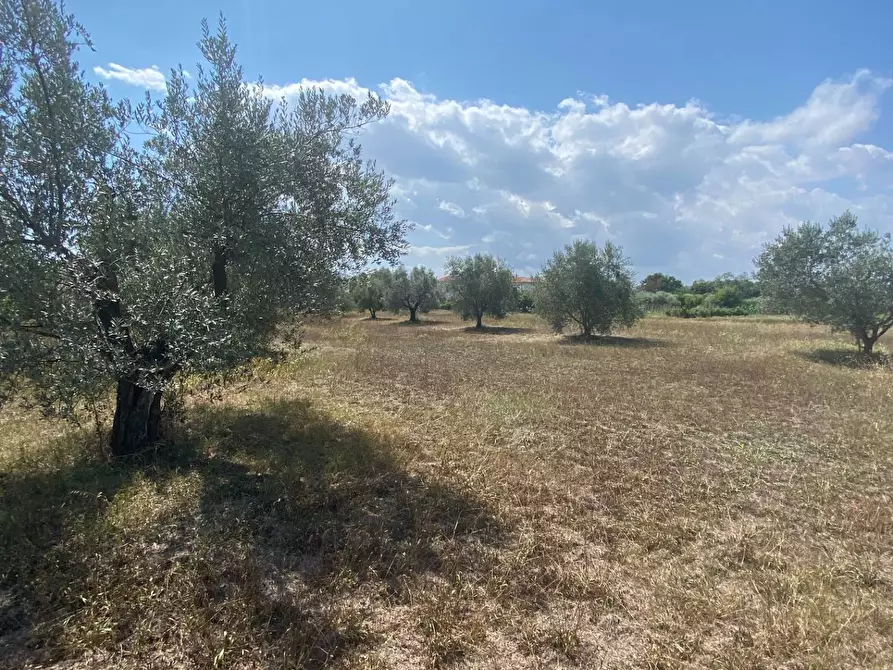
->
[391,318,447,327]
[794,348,892,369]
[0,399,505,668]
[461,325,534,335]
[557,334,668,348]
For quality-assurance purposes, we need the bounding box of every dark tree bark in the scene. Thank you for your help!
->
[853,327,878,354]
[409,306,418,322]
[212,246,228,297]
[369,309,377,319]
[110,379,162,456]
[475,311,483,329]
[861,334,878,355]
[92,265,165,455]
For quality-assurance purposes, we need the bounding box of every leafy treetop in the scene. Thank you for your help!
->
[444,254,514,329]
[756,211,893,354]
[535,240,640,337]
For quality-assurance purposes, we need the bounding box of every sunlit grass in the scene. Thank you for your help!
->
[2,310,891,668]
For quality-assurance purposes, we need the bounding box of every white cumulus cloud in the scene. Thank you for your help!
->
[288,70,888,278]
[94,63,167,91]
[93,63,893,279]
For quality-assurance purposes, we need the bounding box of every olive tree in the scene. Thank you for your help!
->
[445,254,514,328]
[535,240,640,337]
[756,211,893,354]
[351,268,393,319]
[0,2,406,454]
[388,266,439,322]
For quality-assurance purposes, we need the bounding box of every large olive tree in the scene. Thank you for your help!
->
[535,240,640,337]
[756,211,893,354]
[0,2,406,454]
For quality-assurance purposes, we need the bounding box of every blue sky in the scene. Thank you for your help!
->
[75,0,893,281]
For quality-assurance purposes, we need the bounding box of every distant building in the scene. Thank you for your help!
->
[512,276,537,294]
[438,275,537,296]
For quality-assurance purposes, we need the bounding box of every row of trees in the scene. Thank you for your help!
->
[349,241,642,337]
[0,2,407,453]
[639,271,760,298]
[637,272,761,317]
[353,209,893,355]
[347,255,518,327]
[349,266,439,322]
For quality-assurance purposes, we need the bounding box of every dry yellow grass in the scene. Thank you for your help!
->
[2,311,892,668]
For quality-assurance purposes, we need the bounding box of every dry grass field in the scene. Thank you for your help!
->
[1,311,892,669]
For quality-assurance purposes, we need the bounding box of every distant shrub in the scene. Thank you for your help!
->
[687,273,760,298]
[667,301,760,318]
[439,299,453,311]
[666,290,761,318]
[515,291,535,313]
[665,293,703,317]
[690,279,715,294]
[708,286,744,308]
[742,297,763,314]
[636,291,679,312]
[678,293,704,309]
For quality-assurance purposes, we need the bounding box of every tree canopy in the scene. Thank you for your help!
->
[387,266,439,322]
[0,2,406,453]
[535,240,640,337]
[350,269,394,319]
[444,254,514,328]
[756,211,893,354]
[639,273,683,294]
[688,273,759,299]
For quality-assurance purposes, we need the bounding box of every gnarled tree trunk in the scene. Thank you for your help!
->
[475,312,483,329]
[409,306,418,322]
[853,327,878,355]
[110,379,162,456]
[862,337,877,355]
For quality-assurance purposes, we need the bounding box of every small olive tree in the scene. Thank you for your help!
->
[535,240,640,337]
[445,254,514,328]
[756,211,893,354]
[388,266,439,322]
[351,268,393,319]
